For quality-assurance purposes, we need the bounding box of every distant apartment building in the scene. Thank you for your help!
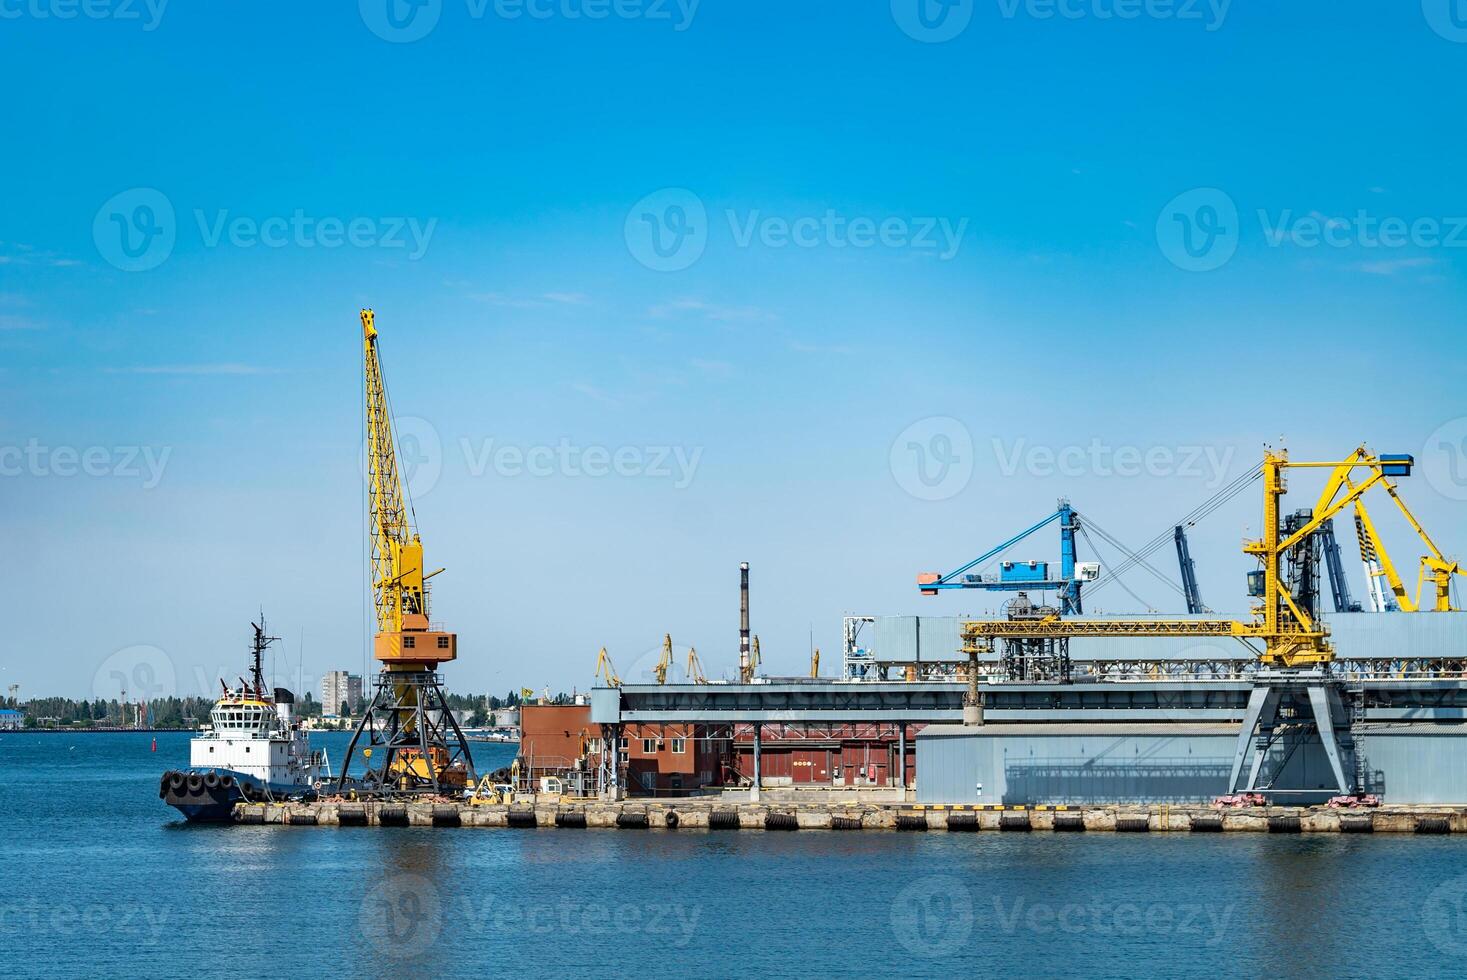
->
[321,671,363,716]
[0,709,23,730]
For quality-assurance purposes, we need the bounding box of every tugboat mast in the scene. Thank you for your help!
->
[249,613,279,698]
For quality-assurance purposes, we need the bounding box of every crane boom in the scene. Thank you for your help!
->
[361,309,455,668]
[1173,524,1205,614]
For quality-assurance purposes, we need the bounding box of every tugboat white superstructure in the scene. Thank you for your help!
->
[159,616,329,822]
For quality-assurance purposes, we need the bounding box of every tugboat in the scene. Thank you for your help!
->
[159,616,330,822]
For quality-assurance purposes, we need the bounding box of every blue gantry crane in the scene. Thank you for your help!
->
[918,499,1097,613]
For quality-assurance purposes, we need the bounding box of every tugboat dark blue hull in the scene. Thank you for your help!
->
[159,769,246,822]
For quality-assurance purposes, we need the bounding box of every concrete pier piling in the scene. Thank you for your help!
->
[231,799,1467,833]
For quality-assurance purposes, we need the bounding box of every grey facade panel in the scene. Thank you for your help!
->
[1356,727,1467,803]
[874,616,918,662]
[916,723,1467,805]
[916,729,1242,806]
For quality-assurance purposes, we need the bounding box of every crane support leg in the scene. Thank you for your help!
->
[1228,674,1354,798]
[1308,685,1353,795]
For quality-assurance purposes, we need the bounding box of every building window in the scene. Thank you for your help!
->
[436,636,450,649]
[670,738,686,754]
[618,737,628,751]
[642,738,657,755]
[403,636,416,649]
[639,772,656,791]
[586,738,601,753]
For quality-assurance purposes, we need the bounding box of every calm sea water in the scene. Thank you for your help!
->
[5,731,1467,978]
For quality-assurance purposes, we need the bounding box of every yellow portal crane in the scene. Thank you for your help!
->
[654,634,674,685]
[686,646,708,684]
[340,309,473,795]
[963,448,1458,669]
[595,647,621,687]
[362,309,453,667]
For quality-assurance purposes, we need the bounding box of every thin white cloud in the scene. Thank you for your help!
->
[1355,257,1438,276]
[571,382,621,407]
[470,291,592,309]
[106,363,276,375]
[648,298,777,323]
[0,314,44,331]
[788,339,854,356]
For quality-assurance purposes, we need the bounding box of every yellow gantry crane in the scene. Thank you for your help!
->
[962,448,1461,669]
[339,309,472,794]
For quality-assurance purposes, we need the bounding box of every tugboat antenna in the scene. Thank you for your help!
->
[249,611,281,698]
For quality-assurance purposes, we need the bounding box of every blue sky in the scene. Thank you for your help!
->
[3,1,1466,701]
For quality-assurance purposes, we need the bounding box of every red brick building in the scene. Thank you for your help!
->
[519,705,917,795]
